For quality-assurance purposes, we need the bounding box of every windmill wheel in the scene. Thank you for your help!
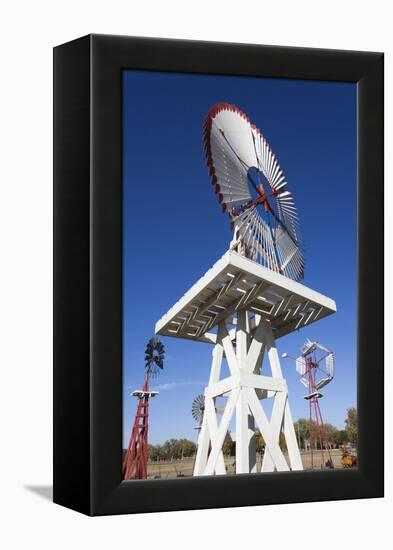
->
[192,394,205,425]
[145,336,165,378]
[204,103,304,281]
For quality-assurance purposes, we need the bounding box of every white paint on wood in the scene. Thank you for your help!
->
[204,388,239,475]
[204,395,227,474]
[155,251,336,342]
[208,323,224,385]
[221,324,239,376]
[156,247,334,476]
[246,387,289,472]
[193,310,303,476]
[236,391,250,474]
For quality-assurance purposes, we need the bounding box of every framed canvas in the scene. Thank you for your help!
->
[53,34,384,516]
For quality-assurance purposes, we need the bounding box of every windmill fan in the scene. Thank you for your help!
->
[192,394,205,426]
[144,336,165,378]
[296,339,334,392]
[204,103,304,281]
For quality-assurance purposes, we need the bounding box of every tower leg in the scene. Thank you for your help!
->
[305,355,334,469]
[194,327,226,476]
[249,416,257,473]
[236,311,252,473]
[123,395,150,480]
[193,417,210,476]
[283,398,304,470]
[123,380,157,480]
[236,391,250,473]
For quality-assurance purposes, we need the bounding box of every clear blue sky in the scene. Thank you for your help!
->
[122,70,357,447]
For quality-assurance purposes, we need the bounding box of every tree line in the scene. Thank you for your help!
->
[148,438,197,461]
[147,407,357,460]
[293,405,357,450]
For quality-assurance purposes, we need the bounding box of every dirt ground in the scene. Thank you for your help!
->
[146,449,349,479]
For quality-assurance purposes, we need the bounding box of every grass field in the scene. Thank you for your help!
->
[145,449,349,479]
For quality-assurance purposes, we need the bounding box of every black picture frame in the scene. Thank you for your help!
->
[53,34,384,516]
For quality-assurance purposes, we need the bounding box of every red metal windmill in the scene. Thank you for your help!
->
[123,337,165,480]
[291,340,335,469]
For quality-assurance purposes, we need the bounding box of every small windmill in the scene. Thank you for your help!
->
[123,337,165,480]
[283,339,335,469]
[191,394,206,472]
[192,394,205,431]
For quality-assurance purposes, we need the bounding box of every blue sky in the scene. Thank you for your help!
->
[122,70,357,446]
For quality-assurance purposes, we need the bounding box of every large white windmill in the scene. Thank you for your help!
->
[156,103,336,475]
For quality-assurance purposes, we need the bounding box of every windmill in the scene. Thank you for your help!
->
[190,394,206,472]
[192,394,205,430]
[283,340,335,469]
[155,103,337,476]
[123,337,165,480]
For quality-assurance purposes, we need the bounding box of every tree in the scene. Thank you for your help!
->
[148,438,197,461]
[222,433,235,456]
[333,430,348,447]
[279,431,287,451]
[176,438,196,458]
[254,430,286,452]
[322,423,338,446]
[293,418,341,449]
[161,438,177,460]
[344,407,357,445]
[293,418,311,449]
[255,430,265,452]
[148,444,163,461]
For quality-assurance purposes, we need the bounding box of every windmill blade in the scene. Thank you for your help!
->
[297,340,335,391]
[325,353,334,378]
[300,376,309,388]
[314,342,334,378]
[314,341,332,354]
[296,356,307,376]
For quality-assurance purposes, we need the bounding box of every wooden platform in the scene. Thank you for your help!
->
[155,251,336,343]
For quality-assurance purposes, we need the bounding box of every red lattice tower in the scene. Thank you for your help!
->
[123,378,157,480]
[123,337,164,480]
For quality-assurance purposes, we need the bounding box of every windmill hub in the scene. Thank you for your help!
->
[248,170,279,210]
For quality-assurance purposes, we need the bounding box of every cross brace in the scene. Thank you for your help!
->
[193,311,303,475]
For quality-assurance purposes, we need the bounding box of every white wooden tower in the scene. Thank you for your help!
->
[155,251,336,475]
